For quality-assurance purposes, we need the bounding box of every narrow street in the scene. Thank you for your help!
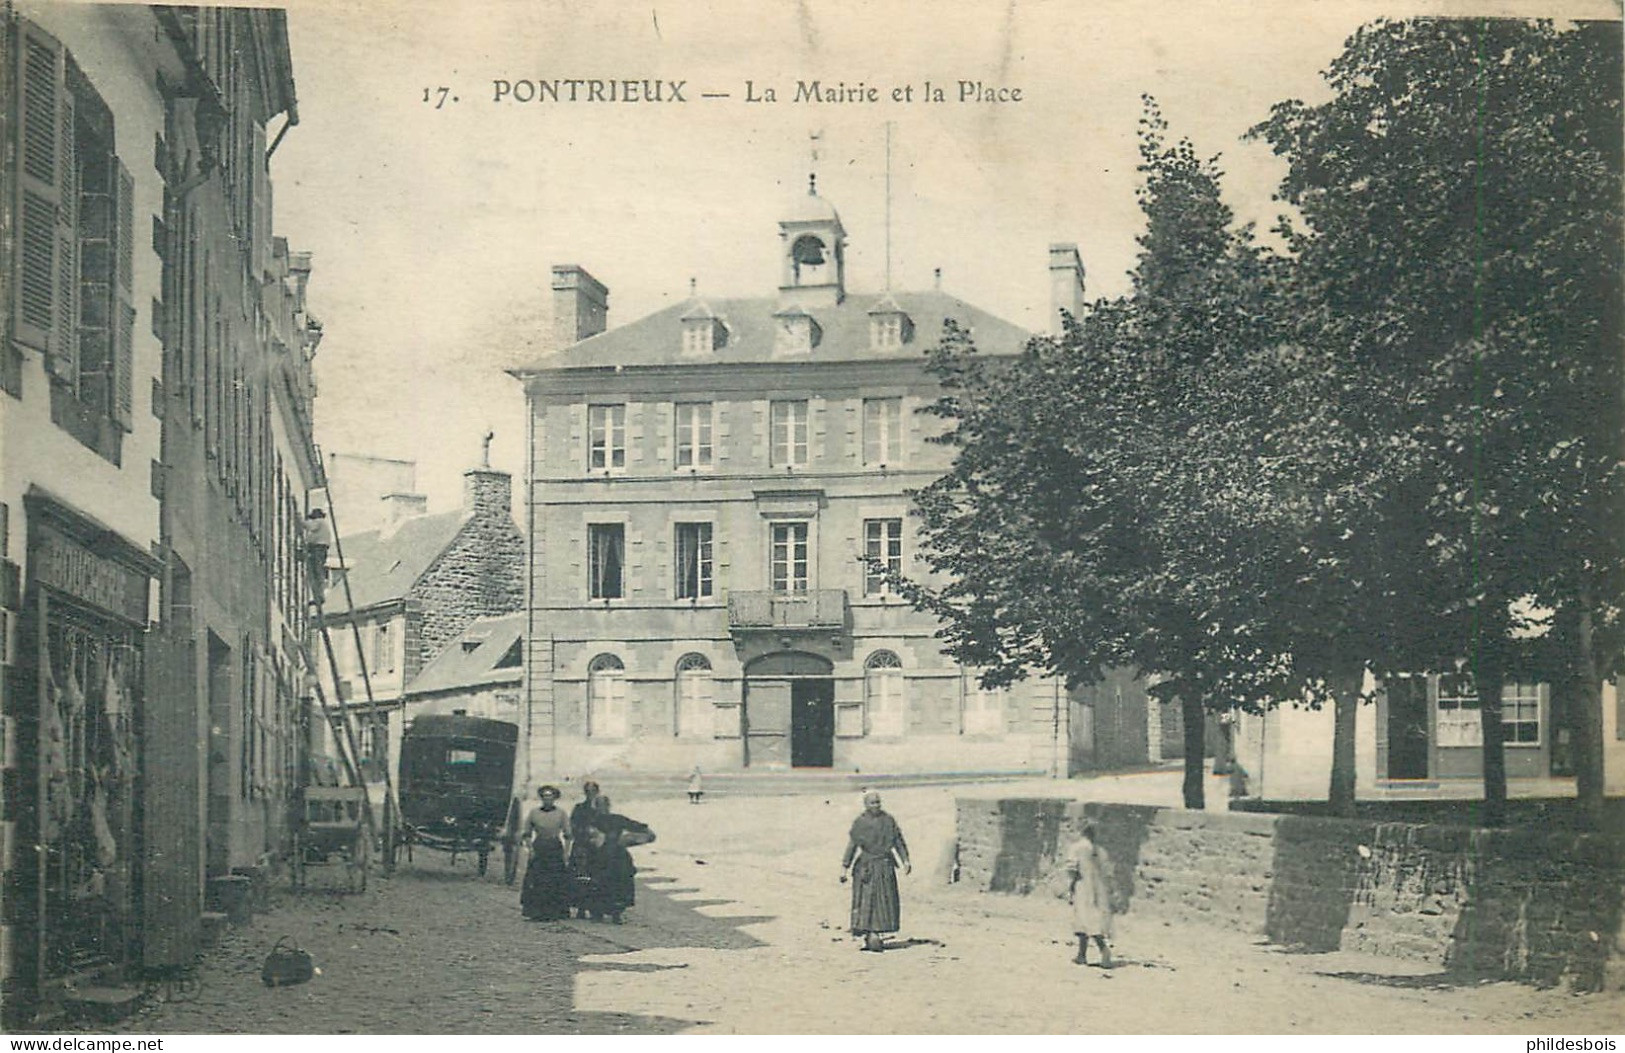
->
[126,782,1624,1035]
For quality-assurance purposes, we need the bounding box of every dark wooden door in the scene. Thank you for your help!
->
[1387,676,1430,779]
[791,679,834,768]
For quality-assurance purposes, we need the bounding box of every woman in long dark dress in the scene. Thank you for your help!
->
[585,796,654,923]
[840,791,911,951]
[567,781,603,918]
[519,785,572,921]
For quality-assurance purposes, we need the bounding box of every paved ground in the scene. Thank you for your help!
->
[123,776,1625,1035]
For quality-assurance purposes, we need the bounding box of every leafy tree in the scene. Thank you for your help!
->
[906,95,1475,818]
[1254,18,1623,824]
[901,100,1292,810]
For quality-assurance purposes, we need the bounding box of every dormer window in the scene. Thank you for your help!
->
[868,296,914,351]
[683,319,719,354]
[680,303,727,355]
[773,307,822,355]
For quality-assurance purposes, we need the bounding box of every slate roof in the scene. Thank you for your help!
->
[325,509,470,612]
[512,289,1031,373]
[405,612,524,696]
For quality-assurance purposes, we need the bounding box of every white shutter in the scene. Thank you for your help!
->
[13,20,65,356]
[867,669,905,737]
[611,675,627,737]
[678,673,712,738]
[50,51,78,387]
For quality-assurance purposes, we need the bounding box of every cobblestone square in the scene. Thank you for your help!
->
[124,781,1625,1035]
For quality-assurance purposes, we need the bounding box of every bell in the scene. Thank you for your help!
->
[793,239,826,266]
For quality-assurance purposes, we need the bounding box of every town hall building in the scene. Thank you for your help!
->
[510,179,1147,785]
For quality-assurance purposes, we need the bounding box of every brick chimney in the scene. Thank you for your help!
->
[463,467,512,520]
[552,265,609,349]
[1048,243,1086,334]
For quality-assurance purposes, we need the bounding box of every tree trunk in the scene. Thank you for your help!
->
[1475,637,1508,827]
[1181,692,1206,810]
[1573,596,1606,829]
[1327,665,1362,818]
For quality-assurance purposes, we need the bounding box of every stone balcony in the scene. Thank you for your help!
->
[726,589,848,631]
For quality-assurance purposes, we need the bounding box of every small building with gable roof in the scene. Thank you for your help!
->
[314,454,524,784]
[402,612,525,724]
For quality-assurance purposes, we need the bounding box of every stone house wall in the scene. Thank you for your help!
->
[410,514,525,676]
[957,797,1625,991]
[400,466,525,677]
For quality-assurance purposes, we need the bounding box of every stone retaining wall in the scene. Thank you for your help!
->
[956,798,1625,991]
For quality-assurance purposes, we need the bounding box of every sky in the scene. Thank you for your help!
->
[266,0,1618,517]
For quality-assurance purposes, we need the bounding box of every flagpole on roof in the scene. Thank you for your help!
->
[885,121,893,292]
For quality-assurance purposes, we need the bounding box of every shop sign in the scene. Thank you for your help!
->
[31,528,150,625]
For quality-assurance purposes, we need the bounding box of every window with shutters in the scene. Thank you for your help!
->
[10,20,136,460]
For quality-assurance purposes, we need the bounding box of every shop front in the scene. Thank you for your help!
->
[15,492,157,1016]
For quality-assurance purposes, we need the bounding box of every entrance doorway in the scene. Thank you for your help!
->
[1386,676,1429,779]
[742,652,834,770]
[206,632,233,876]
[791,680,835,767]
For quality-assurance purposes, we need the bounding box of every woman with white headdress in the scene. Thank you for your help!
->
[840,790,911,952]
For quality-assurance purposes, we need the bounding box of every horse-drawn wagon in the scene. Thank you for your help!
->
[389,714,521,881]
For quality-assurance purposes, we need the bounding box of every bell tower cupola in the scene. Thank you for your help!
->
[778,174,846,308]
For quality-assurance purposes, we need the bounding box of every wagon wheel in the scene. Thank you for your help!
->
[477,845,490,877]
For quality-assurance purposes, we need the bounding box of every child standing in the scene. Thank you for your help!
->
[686,765,703,804]
[1061,821,1116,968]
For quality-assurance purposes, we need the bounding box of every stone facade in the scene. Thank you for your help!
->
[511,188,1097,786]
[1,4,318,1023]
[409,469,526,676]
[957,797,1625,991]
